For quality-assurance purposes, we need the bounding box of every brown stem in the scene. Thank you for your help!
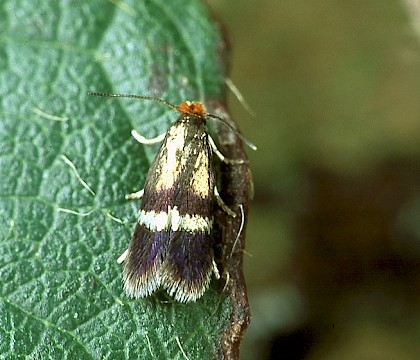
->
[208,101,252,360]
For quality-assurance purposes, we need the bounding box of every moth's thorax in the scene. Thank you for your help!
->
[177,113,207,132]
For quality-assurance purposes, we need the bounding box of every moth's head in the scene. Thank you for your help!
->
[87,91,257,150]
[179,101,207,117]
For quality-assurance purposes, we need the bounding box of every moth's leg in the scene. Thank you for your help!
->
[214,186,236,218]
[223,204,246,291]
[212,260,220,279]
[131,130,166,144]
[117,249,129,264]
[125,188,144,200]
[223,271,230,292]
[121,187,144,261]
[230,204,245,257]
[208,135,247,165]
[125,131,163,199]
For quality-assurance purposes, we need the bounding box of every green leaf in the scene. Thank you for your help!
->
[0,1,239,358]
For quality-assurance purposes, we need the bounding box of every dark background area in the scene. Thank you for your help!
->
[210,1,420,359]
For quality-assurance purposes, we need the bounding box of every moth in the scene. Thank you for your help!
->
[89,92,256,302]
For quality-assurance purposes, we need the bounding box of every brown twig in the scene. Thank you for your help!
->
[209,101,252,360]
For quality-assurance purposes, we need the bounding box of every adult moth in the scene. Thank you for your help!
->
[89,92,255,302]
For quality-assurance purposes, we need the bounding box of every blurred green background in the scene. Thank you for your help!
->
[210,1,420,359]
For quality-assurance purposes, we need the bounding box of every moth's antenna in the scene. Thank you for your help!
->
[225,78,255,117]
[207,114,257,151]
[88,92,257,150]
[88,92,180,112]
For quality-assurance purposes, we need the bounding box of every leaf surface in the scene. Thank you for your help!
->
[0,1,234,358]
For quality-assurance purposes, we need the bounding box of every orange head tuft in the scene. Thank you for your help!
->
[179,101,207,116]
